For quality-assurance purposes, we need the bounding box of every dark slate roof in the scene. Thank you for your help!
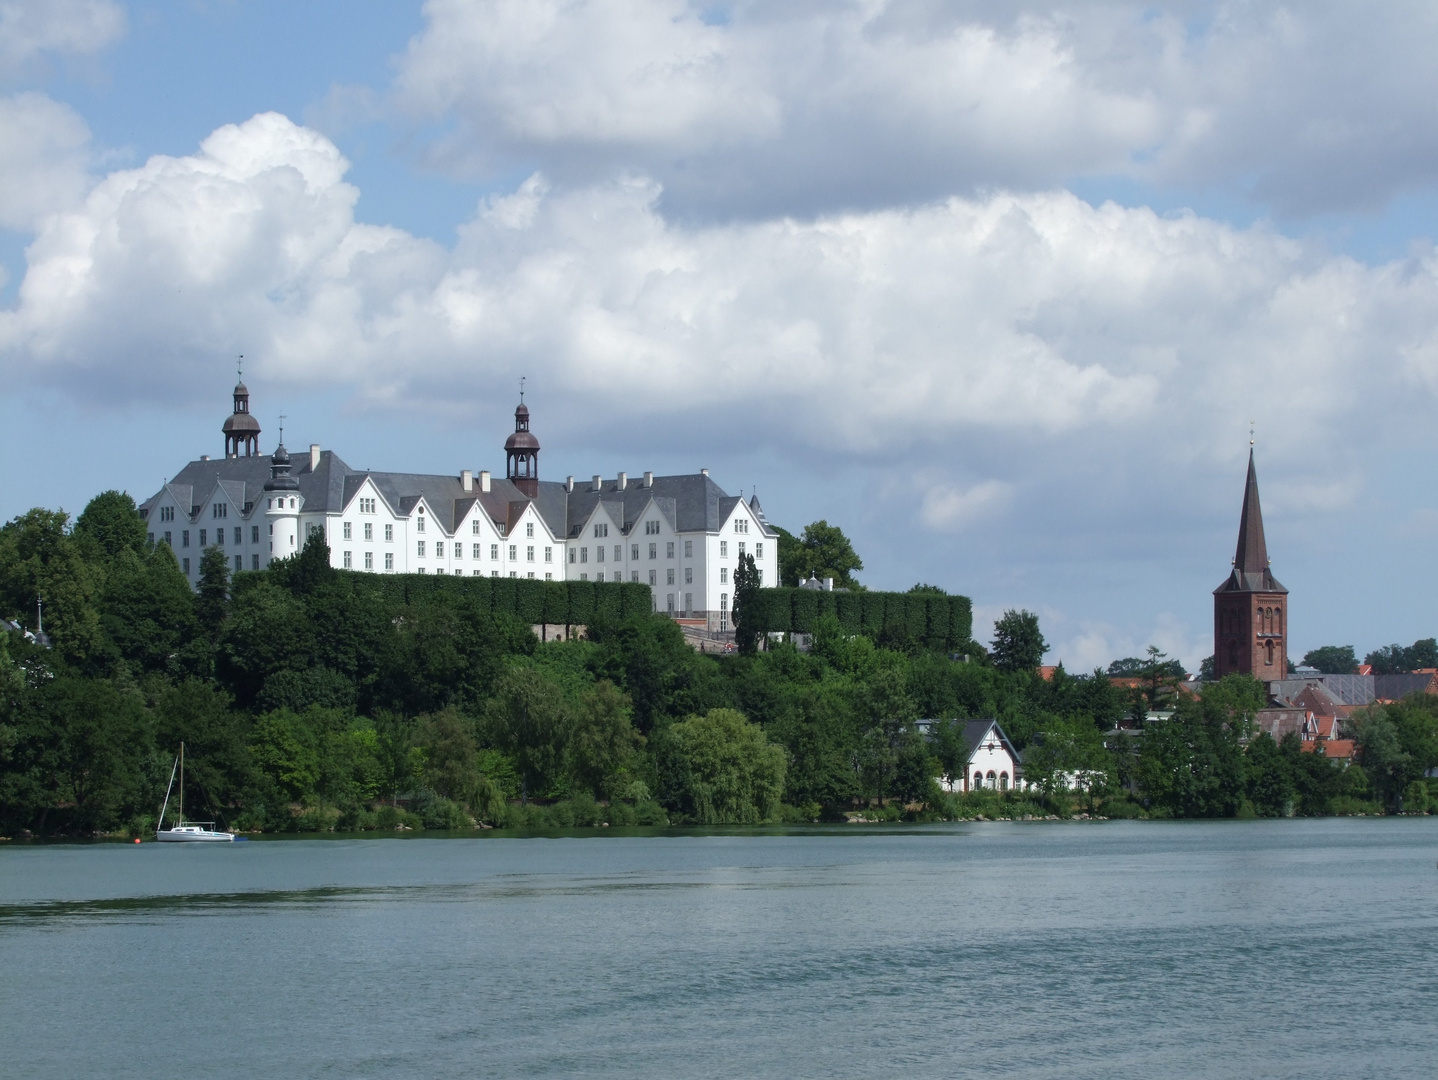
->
[961,719,1023,764]
[1272,673,1437,707]
[142,452,770,539]
[1215,448,1286,595]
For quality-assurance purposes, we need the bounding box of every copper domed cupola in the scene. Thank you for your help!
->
[504,384,540,498]
[222,364,261,457]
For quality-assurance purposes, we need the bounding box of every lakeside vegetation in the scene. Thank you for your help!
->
[2,492,1437,836]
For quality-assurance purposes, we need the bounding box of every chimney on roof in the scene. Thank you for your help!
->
[643,471,653,487]
[701,468,709,477]
[200,455,210,461]
[823,577,834,591]
[309,444,321,472]
[617,471,627,490]
[592,474,602,492]
[461,469,473,492]
[480,470,491,493]
[565,475,574,493]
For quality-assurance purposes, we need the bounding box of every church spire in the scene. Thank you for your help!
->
[1233,448,1269,574]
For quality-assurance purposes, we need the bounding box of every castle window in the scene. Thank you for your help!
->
[596,545,605,562]
[580,547,587,563]
[738,542,745,556]
[234,555,242,573]
[473,544,482,559]
[182,558,190,575]
[161,506,175,522]
[416,515,425,533]
[614,545,621,562]
[667,542,675,558]
[453,543,462,558]
[685,540,693,558]
[527,546,534,562]
[385,553,394,570]
[648,543,657,560]
[385,524,393,542]
[667,569,675,585]
[545,547,552,563]
[472,520,481,535]
[364,523,373,541]
[343,522,352,540]
[594,523,608,538]
[632,572,639,583]
[720,567,728,583]
[720,541,727,557]
[148,532,154,544]
[199,529,207,546]
[343,550,352,568]
[645,520,660,535]
[252,555,260,570]
[755,543,763,559]
[1265,640,1274,666]
[545,573,553,581]
[252,526,260,543]
[492,544,500,560]
[509,544,517,560]
[417,541,425,557]
[365,552,373,570]
[685,567,692,584]
[597,571,605,582]
[526,522,534,538]
[649,570,657,585]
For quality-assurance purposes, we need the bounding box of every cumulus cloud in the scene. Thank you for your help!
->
[0,0,125,77]
[0,92,92,230]
[387,1,1438,219]
[920,480,1011,532]
[5,112,1438,478]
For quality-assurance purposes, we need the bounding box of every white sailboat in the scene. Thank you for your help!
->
[155,742,234,842]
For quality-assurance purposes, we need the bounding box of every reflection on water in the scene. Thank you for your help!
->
[2,820,1435,1080]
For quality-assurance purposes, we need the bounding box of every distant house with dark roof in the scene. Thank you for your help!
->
[917,719,1025,794]
[138,381,778,628]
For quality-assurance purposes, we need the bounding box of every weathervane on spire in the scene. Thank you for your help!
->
[1249,420,1255,447]
[278,413,286,444]
[237,354,244,381]
[520,375,526,404]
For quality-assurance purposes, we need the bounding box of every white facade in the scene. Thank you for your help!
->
[140,405,779,625]
[933,719,1026,794]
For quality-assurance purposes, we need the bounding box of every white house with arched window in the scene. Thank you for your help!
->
[933,719,1025,794]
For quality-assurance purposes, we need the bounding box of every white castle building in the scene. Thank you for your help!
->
[139,381,779,627]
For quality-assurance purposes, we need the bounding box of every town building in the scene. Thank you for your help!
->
[920,719,1025,793]
[1213,447,1288,680]
[138,381,779,627]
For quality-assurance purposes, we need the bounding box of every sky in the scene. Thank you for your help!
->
[3,0,1438,672]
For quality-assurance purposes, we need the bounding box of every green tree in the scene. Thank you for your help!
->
[0,508,103,667]
[566,680,643,799]
[1365,639,1438,674]
[415,707,481,803]
[1301,645,1357,674]
[1024,716,1113,806]
[98,544,200,678]
[732,552,762,654]
[654,708,786,823]
[73,490,147,559]
[196,546,231,640]
[482,665,570,801]
[249,708,320,803]
[991,610,1046,672]
[774,520,864,587]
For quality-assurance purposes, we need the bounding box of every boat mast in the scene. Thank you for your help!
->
[179,742,184,825]
[157,752,179,834]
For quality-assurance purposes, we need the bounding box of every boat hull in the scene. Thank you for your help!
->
[155,829,235,842]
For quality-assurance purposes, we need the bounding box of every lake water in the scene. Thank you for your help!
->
[2,819,1435,1079]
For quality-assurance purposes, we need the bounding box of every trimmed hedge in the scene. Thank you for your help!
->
[344,571,648,626]
[744,587,974,652]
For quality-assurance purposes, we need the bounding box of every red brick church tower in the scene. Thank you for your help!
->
[1213,449,1287,679]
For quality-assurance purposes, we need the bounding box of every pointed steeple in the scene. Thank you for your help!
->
[1233,448,1268,574]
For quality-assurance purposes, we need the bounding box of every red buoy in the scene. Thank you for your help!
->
[134,838,141,844]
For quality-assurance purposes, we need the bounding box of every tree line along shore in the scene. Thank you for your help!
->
[1,491,1434,837]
